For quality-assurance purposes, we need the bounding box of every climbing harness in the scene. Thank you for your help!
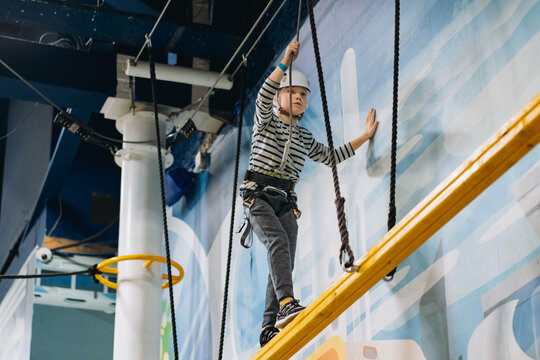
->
[385,0,400,282]
[244,170,297,191]
[305,0,357,272]
[238,170,301,248]
[147,44,179,360]
[237,217,254,248]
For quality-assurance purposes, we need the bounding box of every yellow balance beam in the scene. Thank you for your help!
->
[252,91,540,360]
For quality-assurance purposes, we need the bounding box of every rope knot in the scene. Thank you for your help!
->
[88,264,102,276]
[334,196,345,209]
[87,264,102,284]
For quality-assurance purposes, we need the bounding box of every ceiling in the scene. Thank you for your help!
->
[0,0,317,284]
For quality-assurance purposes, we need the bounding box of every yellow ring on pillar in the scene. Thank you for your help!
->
[95,254,184,290]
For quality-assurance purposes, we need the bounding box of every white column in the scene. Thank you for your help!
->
[112,110,171,360]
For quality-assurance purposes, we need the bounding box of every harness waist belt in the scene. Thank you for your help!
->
[244,170,296,191]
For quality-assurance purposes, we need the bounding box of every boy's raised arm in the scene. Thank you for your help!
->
[268,40,299,83]
[254,41,299,128]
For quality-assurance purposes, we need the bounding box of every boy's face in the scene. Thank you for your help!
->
[278,86,309,116]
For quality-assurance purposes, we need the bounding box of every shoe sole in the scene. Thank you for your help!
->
[275,309,303,329]
[260,334,278,348]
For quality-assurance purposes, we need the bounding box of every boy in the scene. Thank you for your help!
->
[241,40,378,347]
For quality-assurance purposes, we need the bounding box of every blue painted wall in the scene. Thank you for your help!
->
[162,0,540,359]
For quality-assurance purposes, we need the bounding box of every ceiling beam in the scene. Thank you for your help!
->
[0,0,242,61]
[0,36,115,110]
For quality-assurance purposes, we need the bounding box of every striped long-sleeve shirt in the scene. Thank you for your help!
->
[241,78,355,192]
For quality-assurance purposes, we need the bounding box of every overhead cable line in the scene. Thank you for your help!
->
[169,0,278,140]
[133,0,174,65]
[0,59,63,113]
[228,0,288,80]
[0,58,156,145]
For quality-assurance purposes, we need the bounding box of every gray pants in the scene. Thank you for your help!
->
[244,189,298,328]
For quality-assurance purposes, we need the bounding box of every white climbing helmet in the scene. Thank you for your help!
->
[279,70,311,93]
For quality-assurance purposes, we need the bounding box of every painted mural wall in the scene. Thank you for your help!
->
[162,0,540,359]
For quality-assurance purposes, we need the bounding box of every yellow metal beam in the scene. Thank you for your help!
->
[251,91,540,360]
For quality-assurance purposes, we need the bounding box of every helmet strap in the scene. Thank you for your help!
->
[279,107,304,120]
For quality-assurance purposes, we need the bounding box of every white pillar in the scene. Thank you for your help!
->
[112,110,172,360]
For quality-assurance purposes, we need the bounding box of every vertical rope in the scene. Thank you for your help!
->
[296,0,303,39]
[386,0,400,280]
[278,0,303,173]
[305,0,354,270]
[218,64,247,360]
[147,46,179,360]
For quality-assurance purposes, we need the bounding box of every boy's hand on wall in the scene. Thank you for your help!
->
[350,109,378,151]
[363,108,378,139]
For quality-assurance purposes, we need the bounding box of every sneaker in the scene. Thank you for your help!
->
[275,298,305,329]
[259,326,279,347]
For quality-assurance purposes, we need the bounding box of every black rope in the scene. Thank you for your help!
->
[305,0,355,270]
[0,264,101,280]
[279,0,302,173]
[218,63,247,360]
[385,0,400,281]
[147,45,179,360]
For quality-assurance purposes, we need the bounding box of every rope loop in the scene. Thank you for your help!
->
[306,0,355,271]
[340,248,359,273]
